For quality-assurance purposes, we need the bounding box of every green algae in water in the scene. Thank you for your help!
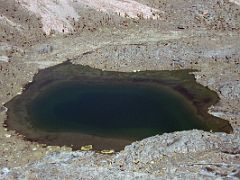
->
[5,62,232,151]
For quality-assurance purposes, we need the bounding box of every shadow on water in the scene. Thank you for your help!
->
[4,61,232,151]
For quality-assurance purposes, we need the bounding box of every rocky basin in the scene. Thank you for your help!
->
[0,0,239,179]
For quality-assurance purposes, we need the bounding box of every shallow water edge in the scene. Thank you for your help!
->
[4,61,233,151]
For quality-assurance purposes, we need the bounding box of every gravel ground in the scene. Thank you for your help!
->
[0,0,239,179]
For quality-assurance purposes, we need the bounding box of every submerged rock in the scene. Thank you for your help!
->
[81,145,93,151]
[101,149,115,154]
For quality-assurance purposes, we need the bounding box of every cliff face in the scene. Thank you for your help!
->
[0,0,240,179]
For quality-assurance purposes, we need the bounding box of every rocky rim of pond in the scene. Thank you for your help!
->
[4,62,233,151]
[0,0,240,179]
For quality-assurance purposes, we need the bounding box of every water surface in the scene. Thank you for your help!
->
[5,62,232,151]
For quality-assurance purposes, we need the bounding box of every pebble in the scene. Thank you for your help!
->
[4,134,11,138]
[81,145,93,151]
[101,149,115,154]
[1,167,10,175]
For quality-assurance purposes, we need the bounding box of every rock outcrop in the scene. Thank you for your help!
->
[1,130,240,179]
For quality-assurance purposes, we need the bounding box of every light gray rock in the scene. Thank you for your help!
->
[220,82,240,99]
[0,106,8,113]
[2,130,239,179]
[37,44,54,54]
[0,56,9,62]
[0,168,10,176]
[1,152,160,180]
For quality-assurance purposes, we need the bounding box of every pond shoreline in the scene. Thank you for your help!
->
[0,22,239,179]
[4,62,233,151]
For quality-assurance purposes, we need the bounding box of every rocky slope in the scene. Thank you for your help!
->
[0,0,240,179]
[1,130,240,179]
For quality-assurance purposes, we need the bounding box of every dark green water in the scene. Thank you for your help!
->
[5,62,232,151]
